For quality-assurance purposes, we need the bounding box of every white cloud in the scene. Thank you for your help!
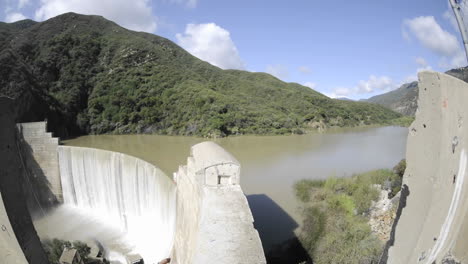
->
[402,57,432,82]
[415,57,428,67]
[403,16,459,57]
[400,65,433,86]
[401,75,418,84]
[328,75,396,99]
[266,64,289,80]
[325,87,352,99]
[303,82,317,90]
[356,75,394,93]
[443,9,458,31]
[5,12,27,22]
[176,23,245,70]
[451,51,467,67]
[168,0,198,8]
[298,66,312,74]
[34,0,157,33]
[18,0,30,9]
[439,50,467,68]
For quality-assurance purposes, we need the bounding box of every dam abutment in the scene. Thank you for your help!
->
[0,97,50,264]
[388,71,468,263]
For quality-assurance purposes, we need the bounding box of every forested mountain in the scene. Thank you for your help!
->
[0,13,402,137]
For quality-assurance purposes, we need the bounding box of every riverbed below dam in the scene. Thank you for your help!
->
[63,126,408,251]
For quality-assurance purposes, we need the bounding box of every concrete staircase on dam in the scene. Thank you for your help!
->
[16,121,62,205]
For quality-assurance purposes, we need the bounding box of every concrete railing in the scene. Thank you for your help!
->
[388,71,468,263]
[171,141,266,264]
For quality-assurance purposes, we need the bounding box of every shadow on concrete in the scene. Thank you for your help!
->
[0,97,49,263]
[247,194,312,264]
[16,129,59,218]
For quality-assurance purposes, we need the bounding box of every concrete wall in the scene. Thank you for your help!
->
[388,71,468,263]
[171,141,266,264]
[0,190,29,264]
[17,121,62,207]
[0,98,50,264]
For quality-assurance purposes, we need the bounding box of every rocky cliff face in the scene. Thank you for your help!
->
[366,67,468,116]
[366,82,418,116]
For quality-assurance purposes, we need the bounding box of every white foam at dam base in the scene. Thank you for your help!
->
[33,205,133,263]
[57,146,176,263]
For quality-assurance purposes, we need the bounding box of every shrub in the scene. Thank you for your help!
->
[294,179,324,202]
[295,161,405,264]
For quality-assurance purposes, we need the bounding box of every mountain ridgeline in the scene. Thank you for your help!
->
[366,67,468,116]
[0,13,403,137]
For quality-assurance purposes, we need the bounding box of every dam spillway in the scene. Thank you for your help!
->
[6,119,266,264]
[57,146,177,263]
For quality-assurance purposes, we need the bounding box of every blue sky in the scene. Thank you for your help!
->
[1,0,465,99]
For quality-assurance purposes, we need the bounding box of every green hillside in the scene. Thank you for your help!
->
[0,13,402,137]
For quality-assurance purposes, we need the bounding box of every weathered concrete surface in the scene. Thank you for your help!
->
[193,185,266,264]
[387,71,468,263]
[0,191,28,264]
[171,142,266,264]
[17,121,62,209]
[0,97,49,264]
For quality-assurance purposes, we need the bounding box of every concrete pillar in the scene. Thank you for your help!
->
[171,142,265,264]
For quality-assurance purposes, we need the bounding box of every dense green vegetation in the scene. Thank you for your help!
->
[388,116,414,127]
[1,13,403,137]
[294,160,406,264]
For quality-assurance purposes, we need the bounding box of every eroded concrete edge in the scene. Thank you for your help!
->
[388,71,468,264]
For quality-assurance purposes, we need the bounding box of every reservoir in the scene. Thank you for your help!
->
[64,126,408,251]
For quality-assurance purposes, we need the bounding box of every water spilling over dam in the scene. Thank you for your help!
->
[4,118,266,263]
[57,146,177,263]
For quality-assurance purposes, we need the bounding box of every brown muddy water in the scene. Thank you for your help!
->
[64,126,408,251]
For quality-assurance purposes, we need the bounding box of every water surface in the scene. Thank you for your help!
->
[65,126,408,250]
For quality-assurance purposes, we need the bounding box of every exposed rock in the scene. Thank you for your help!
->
[368,188,400,242]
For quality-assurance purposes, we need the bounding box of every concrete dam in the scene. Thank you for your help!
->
[0,108,265,263]
[3,70,468,264]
